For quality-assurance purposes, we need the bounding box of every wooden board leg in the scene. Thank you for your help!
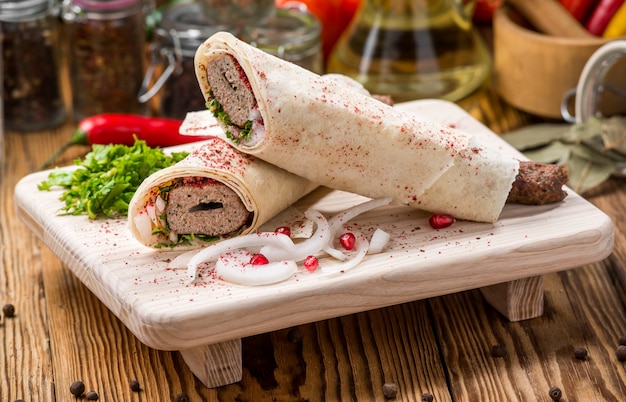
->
[480,275,544,321]
[179,338,242,388]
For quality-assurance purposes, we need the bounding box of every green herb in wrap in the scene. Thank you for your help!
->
[207,97,254,144]
[38,139,188,219]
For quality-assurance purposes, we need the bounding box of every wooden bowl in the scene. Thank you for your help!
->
[493,6,611,120]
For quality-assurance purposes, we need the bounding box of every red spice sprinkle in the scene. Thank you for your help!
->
[274,226,291,237]
[249,254,269,265]
[304,256,319,272]
[339,232,356,250]
[428,214,456,229]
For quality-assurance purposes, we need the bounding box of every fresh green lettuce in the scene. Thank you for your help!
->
[38,139,188,219]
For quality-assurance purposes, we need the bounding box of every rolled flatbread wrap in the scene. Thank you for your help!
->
[193,32,520,223]
[128,135,317,248]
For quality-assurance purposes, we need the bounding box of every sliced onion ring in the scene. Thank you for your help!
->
[321,231,369,274]
[368,228,390,254]
[187,232,295,281]
[322,245,347,261]
[133,213,153,243]
[215,250,298,286]
[327,197,392,233]
[323,197,392,259]
[184,198,392,285]
[260,208,331,262]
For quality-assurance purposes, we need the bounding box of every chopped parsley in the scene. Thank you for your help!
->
[207,97,254,144]
[38,139,188,219]
[207,98,232,126]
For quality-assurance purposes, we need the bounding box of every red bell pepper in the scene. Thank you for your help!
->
[586,0,626,35]
[559,0,601,23]
[42,114,206,169]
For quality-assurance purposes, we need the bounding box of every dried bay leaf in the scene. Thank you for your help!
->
[569,117,604,142]
[569,141,621,165]
[566,150,615,194]
[522,142,571,164]
[502,117,604,151]
[501,124,572,151]
[525,143,616,194]
[502,117,624,194]
[600,116,626,154]
[582,135,626,162]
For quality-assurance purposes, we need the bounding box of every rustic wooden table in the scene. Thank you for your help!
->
[2,82,626,402]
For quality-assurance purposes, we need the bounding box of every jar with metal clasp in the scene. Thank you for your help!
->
[561,40,626,124]
[139,2,233,119]
[1,0,66,131]
[62,0,149,122]
[240,5,323,74]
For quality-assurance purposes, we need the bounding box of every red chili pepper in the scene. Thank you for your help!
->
[42,114,206,169]
[585,0,626,35]
[559,0,601,23]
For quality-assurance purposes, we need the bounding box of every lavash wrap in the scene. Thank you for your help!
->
[193,32,520,223]
[128,136,317,248]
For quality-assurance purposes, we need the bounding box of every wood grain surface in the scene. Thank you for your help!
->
[3,85,626,401]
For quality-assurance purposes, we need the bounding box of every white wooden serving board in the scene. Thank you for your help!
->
[14,100,614,387]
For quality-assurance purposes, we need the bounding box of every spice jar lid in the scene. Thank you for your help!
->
[0,0,51,21]
[155,2,233,56]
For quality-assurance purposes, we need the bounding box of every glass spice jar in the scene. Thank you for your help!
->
[62,0,149,122]
[139,2,233,119]
[240,5,323,74]
[1,0,66,132]
[197,0,275,28]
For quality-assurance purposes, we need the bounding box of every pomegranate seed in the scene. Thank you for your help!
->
[303,255,319,272]
[428,214,455,229]
[274,226,291,237]
[249,253,269,265]
[339,232,356,250]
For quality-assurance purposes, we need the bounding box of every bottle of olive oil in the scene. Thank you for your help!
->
[326,0,491,103]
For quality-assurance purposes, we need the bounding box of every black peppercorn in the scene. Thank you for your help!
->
[574,346,588,360]
[616,345,626,361]
[3,303,15,318]
[422,392,434,402]
[548,386,562,401]
[86,390,99,400]
[130,379,141,392]
[382,382,398,399]
[618,336,626,346]
[491,344,506,358]
[175,392,190,402]
[69,380,85,397]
